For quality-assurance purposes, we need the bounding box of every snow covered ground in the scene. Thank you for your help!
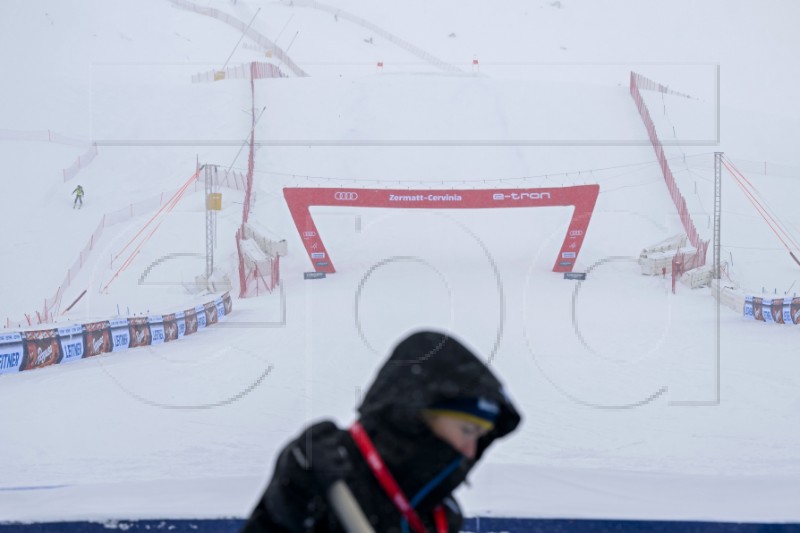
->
[1,0,800,528]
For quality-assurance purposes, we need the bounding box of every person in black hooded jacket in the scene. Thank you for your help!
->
[242,330,522,533]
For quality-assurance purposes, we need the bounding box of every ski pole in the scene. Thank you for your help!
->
[327,480,375,533]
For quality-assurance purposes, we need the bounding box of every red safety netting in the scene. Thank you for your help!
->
[630,71,709,293]
[235,227,280,297]
[232,62,282,297]
[62,144,99,182]
[671,241,709,294]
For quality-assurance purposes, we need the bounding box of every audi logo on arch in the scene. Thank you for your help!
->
[334,191,359,201]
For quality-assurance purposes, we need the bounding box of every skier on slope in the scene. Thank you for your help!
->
[72,184,84,209]
[243,330,522,533]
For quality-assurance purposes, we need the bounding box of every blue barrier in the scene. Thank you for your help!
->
[1,518,799,532]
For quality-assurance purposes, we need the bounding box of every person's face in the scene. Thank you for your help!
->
[424,413,491,460]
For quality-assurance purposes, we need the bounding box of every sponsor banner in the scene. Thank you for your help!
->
[148,315,166,345]
[195,305,207,330]
[742,296,754,320]
[304,271,326,280]
[563,272,587,280]
[163,313,180,342]
[84,321,112,357]
[770,299,785,324]
[558,261,573,267]
[215,297,225,320]
[748,297,800,325]
[561,252,577,259]
[184,308,199,335]
[58,324,85,363]
[0,332,24,375]
[743,296,754,320]
[109,318,131,352]
[5,295,235,375]
[792,297,800,325]
[751,297,764,322]
[782,298,793,325]
[311,252,326,259]
[762,298,774,323]
[204,302,219,326]
[128,317,152,348]
[223,292,233,316]
[22,329,60,371]
[315,261,330,267]
[175,311,187,338]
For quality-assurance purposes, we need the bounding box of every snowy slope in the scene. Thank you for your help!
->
[1,0,800,526]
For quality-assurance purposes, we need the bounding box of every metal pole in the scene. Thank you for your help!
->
[205,164,214,278]
[214,165,219,250]
[713,152,722,280]
[220,8,261,72]
[713,151,722,405]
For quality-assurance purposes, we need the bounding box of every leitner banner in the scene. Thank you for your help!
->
[58,324,85,363]
[284,186,599,274]
[762,298,775,323]
[109,318,131,352]
[148,315,166,345]
[743,296,752,319]
[215,296,226,320]
[0,332,24,375]
[174,311,187,338]
[195,304,207,330]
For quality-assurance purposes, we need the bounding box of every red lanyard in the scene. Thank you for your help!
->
[349,421,448,533]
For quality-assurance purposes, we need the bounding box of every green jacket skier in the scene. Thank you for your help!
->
[72,185,84,208]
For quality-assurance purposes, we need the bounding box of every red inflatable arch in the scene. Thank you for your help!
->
[283,185,599,273]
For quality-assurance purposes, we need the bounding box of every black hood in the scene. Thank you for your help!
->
[355,330,522,505]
